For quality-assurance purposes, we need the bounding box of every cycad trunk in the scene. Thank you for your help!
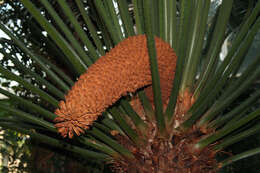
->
[111,121,217,173]
[111,96,217,172]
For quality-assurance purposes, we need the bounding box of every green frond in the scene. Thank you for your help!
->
[20,0,87,74]
[143,0,165,135]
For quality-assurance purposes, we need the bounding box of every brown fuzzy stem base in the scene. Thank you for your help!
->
[111,130,218,173]
[110,92,218,173]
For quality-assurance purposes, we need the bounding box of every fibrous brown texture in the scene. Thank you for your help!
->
[54,35,177,138]
[112,130,218,173]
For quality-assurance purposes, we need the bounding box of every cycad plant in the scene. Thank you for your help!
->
[0,0,260,172]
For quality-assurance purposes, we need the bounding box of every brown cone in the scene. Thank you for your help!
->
[54,35,177,138]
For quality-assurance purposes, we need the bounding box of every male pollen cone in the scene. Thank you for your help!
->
[54,35,177,138]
